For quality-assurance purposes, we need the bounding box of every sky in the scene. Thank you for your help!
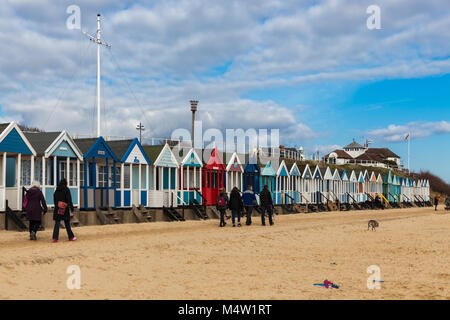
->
[0,0,449,181]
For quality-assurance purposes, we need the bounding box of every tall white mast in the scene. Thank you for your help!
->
[408,132,411,175]
[84,14,110,137]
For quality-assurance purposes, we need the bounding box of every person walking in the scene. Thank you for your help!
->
[260,185,274,226]
[52,179,76,242]
[229,187,243,227]
[434,194,440,211]
[242,185,257,226]
[216,188,229,227]
[24,181,47,240]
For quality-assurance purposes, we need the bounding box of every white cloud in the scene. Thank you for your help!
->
[0,0,450,145]
[367,121,450,142]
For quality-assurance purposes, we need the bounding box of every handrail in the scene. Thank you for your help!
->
[297,191,309,204]
[285,192,295,203]
[388,193,396,202]
[320,192,329,202]
[402,194,410,202]
[175,194,189,206]
[330,190,339,201]
[379,194,389,207]
[365,192,375,201]
[346,192,357,203]
[193,187,207,205]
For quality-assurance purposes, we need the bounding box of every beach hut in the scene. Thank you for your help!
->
[311,166,324,204]
[348,170,358,203]
[376,173,383,198]
[107,138,151,208]
[287,162,301,203]
[0,122,37,211]
[24,131,83,208]
[331,168,341,202]
[225,152,244,192]
[242,154,259,193]
[357,171,365,202]
[260,160,277,203]
[202,148,226,206]
[74,137,118,210]
[369,172,377,199]
[176,147,203,205]
[298,164,312,204]
[340,170,350,203]
[322,167,333,202]
[143,144,179,208]
[275,160,289,204]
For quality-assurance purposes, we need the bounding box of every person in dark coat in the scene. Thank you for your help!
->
[25,181,47,240]
[216,188,229,227]
[229,187,243,227]
[242,185,257,225]
[259,185,274,226]
[52,179,76,242]
[434,195,440,211]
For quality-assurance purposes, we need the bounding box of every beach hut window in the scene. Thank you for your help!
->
[141,168,146,189]
[21,159,31,186]
[34,159,42,185]
[98,165,107,188]
[60,162,67,180]
[115,166,121,188]
[123,164,130,189]
[80,165,84,186]
[69,162,77,186]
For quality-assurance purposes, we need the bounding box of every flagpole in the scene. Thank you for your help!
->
[408,132,410,175]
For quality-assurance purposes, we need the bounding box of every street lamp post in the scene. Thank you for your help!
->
[136,122,145,144]
[190,100,198,148]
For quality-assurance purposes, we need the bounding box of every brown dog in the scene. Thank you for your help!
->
[368,220,379,231]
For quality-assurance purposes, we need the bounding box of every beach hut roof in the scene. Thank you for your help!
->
[227,152,244,172]
[142,145,164,164]
[276,160,289,177]
[261,160,276,176]
[298,164,312,179]
[25,131,83,160]
[151,143,179,168]
[323,167,333,180]
[178,148,203,167]
[204,147,225,170]
[312,165,323,180]
[108,138,150,165]
[289,162,301,176]
[0,122,37,156]
[74,137,118,161]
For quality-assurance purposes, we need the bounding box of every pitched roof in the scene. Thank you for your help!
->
[107,139,134,159]
[0,123,10,133]
[24,132,62,156]
[344,141,364,149]
[142,145,164,163]
[73,138,98,155]
[324,149,352,159]
[367,148,400,159]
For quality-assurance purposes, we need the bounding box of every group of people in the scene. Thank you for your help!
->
[435,194,450,211]
[216,185,275,227]
[24,179,77,242]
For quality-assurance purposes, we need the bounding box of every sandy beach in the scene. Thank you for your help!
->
[0,206,449,300]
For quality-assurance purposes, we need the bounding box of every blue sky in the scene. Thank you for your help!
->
[0,0,449,181]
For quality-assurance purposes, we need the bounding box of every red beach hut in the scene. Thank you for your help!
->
[202,148,226,206]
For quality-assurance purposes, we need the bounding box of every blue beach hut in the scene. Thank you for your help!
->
[0,122,37,211]
[74,137,118,209]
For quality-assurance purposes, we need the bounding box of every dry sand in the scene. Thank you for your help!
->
[0,206,449,300]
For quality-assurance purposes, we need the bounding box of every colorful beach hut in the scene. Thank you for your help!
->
[287,162,301,203]
[226,152,244,192]
[298,164,312,204]
[275,160,289,204]
[202,148,226,206]
[311,166,324,204]
[74,137,118,209]
[24,131,83,208]
[242,154,259,193]
[143,144,179,208]
[0,122,37,211]
[107,138,151,208]
[260,160,276,203]
[178,148,203,205]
